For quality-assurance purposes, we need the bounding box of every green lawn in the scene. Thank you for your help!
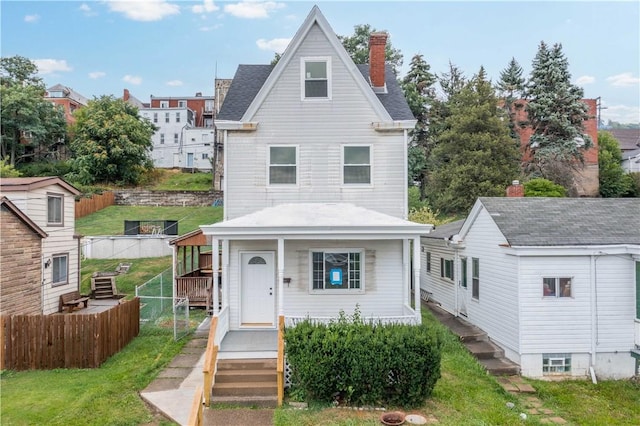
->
[76,205,222,236]
[80,256,172,295]
[148,169,214,191]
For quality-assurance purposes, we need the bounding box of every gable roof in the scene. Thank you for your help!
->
[217,6,414,124]
[605,129,640,152]
[422,219,464,240]
[0,176,81,195]
[0,196,47,238]
[464,197,640,247]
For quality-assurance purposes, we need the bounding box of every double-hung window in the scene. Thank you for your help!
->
[343,145,371,184]
[47,193,63,226]
[165,112,170,123]
[460,257,468,288]
[160,101,169,108]
[472,258,480,299]
[52,253,68,286]
[160,134,165,144]
[153,113,158,123]
[174,133,179,144]
[176,112,181,123]
[543,277,572,298]
[426,252,431,273]
[311,250,363,292]
[268,146,297,185]
[441,258,454,280]
[302,57,330,99]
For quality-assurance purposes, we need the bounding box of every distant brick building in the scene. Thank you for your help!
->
[44,84,88,124]
[512,98,599,196]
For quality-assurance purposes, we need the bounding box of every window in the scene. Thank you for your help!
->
[440,258,454,280]
[311,250,363,291]
[543,353,571,374]
[47,193,63,225]
[302,58,330,98]
[461,258,468,288]
[343,146,371,184]
[153,113,158,123]
[165,112,170,123]
[160,134,165,144]
[52,253,68,286]
[205,100,214,112]
[543,277,572,298]
[202,153,209,159]
[176,112,181,123]
[178,100,187,108]
[472,258,479,299]
[269,146,297,185]
[426,252,431,273]
[174,133,179,144]
[160,101,169,108]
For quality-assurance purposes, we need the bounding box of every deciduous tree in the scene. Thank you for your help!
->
[68,96,156,185]
[338,24,403,74]
[598,131,631,197]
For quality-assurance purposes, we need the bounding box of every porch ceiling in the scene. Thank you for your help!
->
[169,228,210,246]
[200,203,433,239]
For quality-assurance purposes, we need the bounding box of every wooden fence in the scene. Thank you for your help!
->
[0,298,140,370]
[75,191,115,219]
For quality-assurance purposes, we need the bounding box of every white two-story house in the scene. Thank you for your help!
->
[0,177,81,314]
[199,6,431,339]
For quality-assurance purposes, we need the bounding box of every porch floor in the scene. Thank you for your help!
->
[218,330,278,359]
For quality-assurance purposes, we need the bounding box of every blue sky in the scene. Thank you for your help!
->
[2,1,639,123]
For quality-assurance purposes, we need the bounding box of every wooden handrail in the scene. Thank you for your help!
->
[277,315,285,406]
[186,385,204,426]
[202,316,219,407]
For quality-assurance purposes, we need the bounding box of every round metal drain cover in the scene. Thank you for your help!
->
[405,414,428,425]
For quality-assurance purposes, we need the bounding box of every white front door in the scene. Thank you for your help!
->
[240,252,275,327]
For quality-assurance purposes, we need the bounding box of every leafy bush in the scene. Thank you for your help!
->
[524,178,566,197]
[284,308,442,407]
[622,172,640,197]
[0,157,21,177]
[16,160,71,177]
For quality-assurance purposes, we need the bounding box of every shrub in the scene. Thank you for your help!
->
[524,178,566,197]
[16,160,71,177]
[0,157,21,177]
[284,309,442,407]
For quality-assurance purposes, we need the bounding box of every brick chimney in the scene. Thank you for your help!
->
[123,88,130,101]
[506,180,524,197]
[369,32,387,91]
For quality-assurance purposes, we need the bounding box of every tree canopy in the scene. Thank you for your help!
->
[598,131,632,197]
[426,68,520,213]
[68,96,156,185]
[0,56,67,165]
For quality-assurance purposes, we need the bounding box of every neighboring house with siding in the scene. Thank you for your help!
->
[0,177,81,314]
[421,197,640,379]
[196,6,430,340]
[0,197,47,315]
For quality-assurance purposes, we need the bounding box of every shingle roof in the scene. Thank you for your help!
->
[605,129,640,152]
[422,219,464,240]
[217,63,413,122]
[478,197,640,246]
[0,176,81,195]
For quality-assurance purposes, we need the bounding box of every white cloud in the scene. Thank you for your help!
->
[575,75,595,85]
[89,71,106,79]
[33,59,72,75]
[256,37,291,53]
[24,14,40,23]
[166,80,183,86]
[601,104,640,124]
[606,72,640,87]
[192,0,219,14]
[105,0,180,22]
[224,1,285,19]
[79,3,97,16]
[199,24,222,31]
[123,75,142,85]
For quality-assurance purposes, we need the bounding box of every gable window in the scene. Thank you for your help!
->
[461,257,468,288]
[426,252,431,273]
[178,100,187,108]
[440,258,454,280]
[343,146,371,184]
[47,193,63,226]
[302,57,330,99]
[269,146,297,185]
[311,250,363,292]
[543,277,572,298]
[543,353,571,374]
[160,101,169,108]
[472,258,480,299]
[52,253,68,286]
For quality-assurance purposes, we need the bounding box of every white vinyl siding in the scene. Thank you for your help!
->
[224,24,405,220]
[419,239,457,313]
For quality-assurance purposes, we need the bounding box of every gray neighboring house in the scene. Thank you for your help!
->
[606,129,640,173]
[421,197,640,379]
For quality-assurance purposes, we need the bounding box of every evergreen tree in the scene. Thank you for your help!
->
[524,42,592,191]
[427,67,520,214]
[496,57,525,101]
[338,24,403,74]
[68,96,156,185]
[401,54,437,188]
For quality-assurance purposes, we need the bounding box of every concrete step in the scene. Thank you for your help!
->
[210,395,278,408]
[212,381,277,397]
[464,340,505,360]
[478,357,520,376]
[215,369,277,383]
[217,358,276,370]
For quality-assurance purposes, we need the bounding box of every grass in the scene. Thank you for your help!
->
[147,169,215,191]
[79,256,172,295]
[75,205,222,236]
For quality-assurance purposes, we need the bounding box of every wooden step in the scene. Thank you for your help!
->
[210,395,278,408]
[215,369,277,384]
[217,358,276,370]
[212,381,277,397]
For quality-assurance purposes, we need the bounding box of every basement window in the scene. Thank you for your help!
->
[542,353,571,374]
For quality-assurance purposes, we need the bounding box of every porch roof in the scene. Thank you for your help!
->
[200,203,433,239]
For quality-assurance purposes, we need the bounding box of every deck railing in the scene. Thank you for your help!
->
[187,385,204,426]
[202,316,219,407]
[176,277,212,308]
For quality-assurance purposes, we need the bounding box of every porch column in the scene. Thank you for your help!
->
[171,243,177,308]
[222,240,229,307]
[212,238,219,315]
[413,237,422,324]
[402,239,409,306]
[277,238,284,316]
